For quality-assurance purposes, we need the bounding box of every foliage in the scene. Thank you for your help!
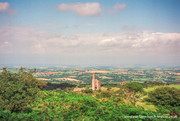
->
[45,82,76,90]
[0,91,165,121]
[96,91,112,98]
[142,81,164,88]
[0,67,180,120]
[0,68,40,113]
[156,105,180,117]
[82,89,93,94]
[125,82,143,92]
[37,80,47,90]
[144,85,180,92]
[146,87,180,107]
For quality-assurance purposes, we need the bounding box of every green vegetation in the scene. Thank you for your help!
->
[0,91,164,121]
[146,87,180,106]
[125,82,143,92]
[0,68,40,113]
[144,85,180,92]
[0,67,179,120]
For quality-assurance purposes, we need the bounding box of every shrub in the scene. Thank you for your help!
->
[82,89,93,93]
[96,91,111,98]
[146,87,180,106]
[125,82,143,92]
[0,68,40,112]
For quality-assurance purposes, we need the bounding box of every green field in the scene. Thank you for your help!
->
[144,84,180,92]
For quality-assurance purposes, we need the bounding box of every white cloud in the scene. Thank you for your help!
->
[0,41,12,53]
[108,3,127,13]
[0,26,179,57]
[0,2,18,15]
[0,2,9,12]
[0,26,180,65]
[57,2,101,17]
[113,3,126,11]
[31,44,45,54]
[99,38,118,47]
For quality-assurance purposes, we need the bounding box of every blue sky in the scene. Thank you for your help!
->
[0,0,180,66]
[1,0,180,33]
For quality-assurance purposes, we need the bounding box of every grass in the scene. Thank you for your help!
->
[174,76,180,79]
[100,86,120,92]
[144,84,180,92]
[100,87,107,91]
[111,87,120,91]
[135,101,157,112]
[139,84,180,112]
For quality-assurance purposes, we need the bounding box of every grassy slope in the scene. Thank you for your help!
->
[144,85,180,92]
[137,84,180,113]
[0,90,162,121]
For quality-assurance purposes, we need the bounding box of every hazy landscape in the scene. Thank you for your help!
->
[0,65,179,120]
[0,0,180,121]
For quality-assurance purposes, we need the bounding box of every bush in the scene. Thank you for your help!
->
[96,91,111,98]
[82,89,93,93]
[0,91,171,121]
[125,82,143,92]
[146,87,180,106]
[0,68,40,112]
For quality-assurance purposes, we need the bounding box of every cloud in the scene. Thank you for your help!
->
[108,3,127,13]
[0,2,9,12]
[0,41,12,53]
[0,26,180,65]
[98,32,180,56]
[122,25,137,31]
[57,2,101,17]
[0,26,180,57]
[31,44,45,54]
[113,3,126,11]
[0,2,18,15]
[99,38,118,47]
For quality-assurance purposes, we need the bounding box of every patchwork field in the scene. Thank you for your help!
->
[86,70,108,73]
[56,78,80,82]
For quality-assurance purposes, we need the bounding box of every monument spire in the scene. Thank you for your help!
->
[93,72,95,80]
[92,72,101,91]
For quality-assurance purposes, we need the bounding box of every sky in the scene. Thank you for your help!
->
[0,0,180,66]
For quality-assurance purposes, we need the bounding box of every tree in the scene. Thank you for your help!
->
[146,87,180,106]
[0,68,40,112]
[125,82,143,92]
[123,82,143,105]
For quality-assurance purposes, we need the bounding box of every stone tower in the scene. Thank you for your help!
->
[92,72,101,91]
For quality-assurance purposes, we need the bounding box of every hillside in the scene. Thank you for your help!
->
[0,68,179,121]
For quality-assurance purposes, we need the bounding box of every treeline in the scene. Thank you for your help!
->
[45,82,76,90]
[0,68,46,113]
